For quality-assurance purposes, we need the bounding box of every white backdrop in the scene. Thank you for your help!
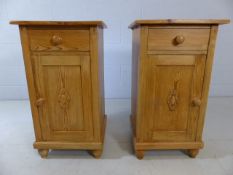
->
[0,0,232,99]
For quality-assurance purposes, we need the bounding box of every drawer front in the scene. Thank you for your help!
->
[28,29,90,51]
[147,28,210,51]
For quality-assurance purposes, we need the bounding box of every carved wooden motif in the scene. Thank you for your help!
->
[167,79,179,111]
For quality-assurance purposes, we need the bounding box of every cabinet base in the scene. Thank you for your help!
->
[34,115,107,158]
[133,137,203,159]
[34,141,104,158]
[131,115,203,159]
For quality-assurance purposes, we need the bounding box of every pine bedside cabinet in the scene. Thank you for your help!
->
[10,21,107,158]
[129,19,230,159]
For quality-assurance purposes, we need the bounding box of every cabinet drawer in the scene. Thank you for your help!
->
[28,29,90,51]
[147,28,210,51]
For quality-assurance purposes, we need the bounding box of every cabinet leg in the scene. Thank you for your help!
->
[135,150,144,160]
[89,150,103,159]
[38,149,49,158]
[187,149,199,158]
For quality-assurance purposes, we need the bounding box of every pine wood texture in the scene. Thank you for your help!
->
[10,20,106,28]
[147,28,210,51]
[29,28,90,51]
[129,19,230,29]
[130,19,229,159]
[12,21,107,158]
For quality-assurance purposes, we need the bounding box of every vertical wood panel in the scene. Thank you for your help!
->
[19,26,43,141]
[196,25,219,141]
[33,55,93,142]
[131,27,140,139]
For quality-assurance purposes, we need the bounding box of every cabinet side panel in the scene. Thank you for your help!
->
[90,27,105,142]
[131,27,141,140]
[137,26,149,142]
[19,26,42,141]
[196,25,219,141]
[97,27,106,142]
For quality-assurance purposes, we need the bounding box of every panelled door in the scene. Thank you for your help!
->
[32,53,93,142]
[140,54,206,142]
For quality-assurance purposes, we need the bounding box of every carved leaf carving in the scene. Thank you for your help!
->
[57,67,71,110]
[167,89,178,111]
[167,79,179,111]
[58,88,71,109]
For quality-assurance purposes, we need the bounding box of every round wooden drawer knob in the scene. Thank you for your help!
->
[192,98,201,107]
[51,35,63,46]
[175,35,185,44]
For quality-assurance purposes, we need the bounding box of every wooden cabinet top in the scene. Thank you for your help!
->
[10,20,107,28]
[129,19,230,29]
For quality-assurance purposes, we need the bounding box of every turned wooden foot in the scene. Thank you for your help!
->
[135,150,144,160]
[89,150,103,159]
[38,149,49,158]
[187,149,199,158]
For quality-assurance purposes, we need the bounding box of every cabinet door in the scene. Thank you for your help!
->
[140,55,206,142]
[32,54,93,142]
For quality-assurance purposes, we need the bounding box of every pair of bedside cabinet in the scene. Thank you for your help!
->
[11,19,229,159]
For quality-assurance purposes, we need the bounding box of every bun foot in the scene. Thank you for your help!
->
[89,150,102,159]
[38,149,49,158]
[187,149,199,158]
[135,150,144,159]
